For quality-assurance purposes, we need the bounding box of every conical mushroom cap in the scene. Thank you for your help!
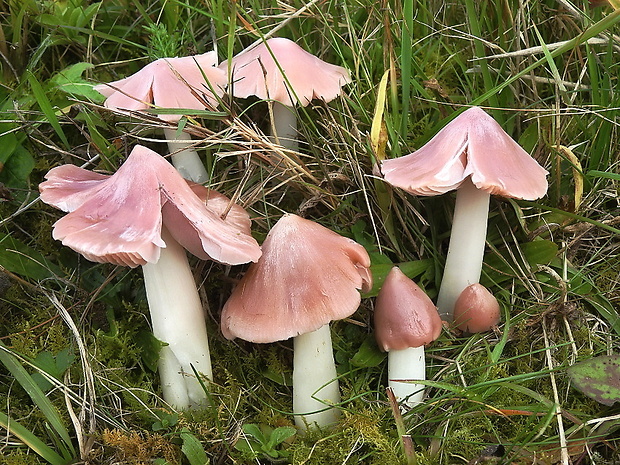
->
[95,52,226,122]
[222,37,351,107]
[453,283,500,333]
[39,145,261,267]
[380,107,548,200]
[374,267,442,351]
[221,214,372,343]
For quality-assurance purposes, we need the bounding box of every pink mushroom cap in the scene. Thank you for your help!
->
[374,267,442,351]
[380,107,548,200]
[453,283,501,333]
[39,145,261,267]
[94,52,227,122]
[222,37,352,107]
[220,213,372,343]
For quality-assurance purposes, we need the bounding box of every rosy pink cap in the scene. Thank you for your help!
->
[222,37,351,107]
[374,267,442,351]
[453,283,500,333]
[380,107,548,200]
[220,213,372,343]
[39,145,261,267]
[95,52,226,122]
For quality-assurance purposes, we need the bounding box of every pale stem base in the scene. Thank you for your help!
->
[293,324,340,430]
[388,346,426,408]
[271,101,298,151]
[142,227,213,410]
[163,128,209,183]
[436,178,491,321]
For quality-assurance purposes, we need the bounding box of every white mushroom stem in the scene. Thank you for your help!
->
[163,128,210,183]
[388,346,426,408]
[293,324,340,430]
[271,101,298,151]
[142,227,213,409]
[436,178,491,321]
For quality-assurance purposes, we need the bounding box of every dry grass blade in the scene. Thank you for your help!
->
[45,291,97,460]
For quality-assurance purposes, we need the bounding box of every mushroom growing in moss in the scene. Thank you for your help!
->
[453,283,500,333]
[95,52,227,183]
[374,266,442,407]
[381,107,548,321]
[40,145,261,409]
[221,213,372,429]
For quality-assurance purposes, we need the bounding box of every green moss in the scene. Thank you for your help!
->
[288,412,403,465]
[1,451,45,465]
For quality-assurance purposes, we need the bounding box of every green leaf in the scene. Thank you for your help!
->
[51,62,104,102]
[151,411,178,432]
[364,259,432,297]
[0,143,34,187]
[567,355,620,406]
[241,423,267,443]
[0,129,35,188]
[31,348,75,392]
[180,429,209,465]
[266,426,296,448]
[350,336,386,368]
[482,240,558,286]
[0,233,62,280]
[261,365,292,386]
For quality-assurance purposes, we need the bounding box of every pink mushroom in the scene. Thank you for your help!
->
[453,283,501,333]
[221,213,372,429]
[380,107,548,321]
[220,37,351,150]
[374,267,442,407]
[40,145,261,409]
[95,52,227,183]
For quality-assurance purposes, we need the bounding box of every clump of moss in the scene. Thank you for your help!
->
[1,451,45,465]
[288,410,402,464]
[101,428,180,464]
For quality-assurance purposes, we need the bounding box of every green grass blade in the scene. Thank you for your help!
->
[465,0,500,115]
[26,71,70,149]
[587,170,620,181]
[0,342,76,458]
[0,410,69,465]
[399,0,413,134]
[521,201,620,236]
[472,8,620,106]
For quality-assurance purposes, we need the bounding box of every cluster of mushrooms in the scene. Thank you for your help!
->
[39,37,548,430]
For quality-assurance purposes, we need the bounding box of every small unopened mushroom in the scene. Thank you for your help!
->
[221,37,351,150]
[453,283,500,333]
[221,213,372,429]
[95,52,226,183]
[381,107,548,321]
[40,145,261,409]
[374,267,442,408]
